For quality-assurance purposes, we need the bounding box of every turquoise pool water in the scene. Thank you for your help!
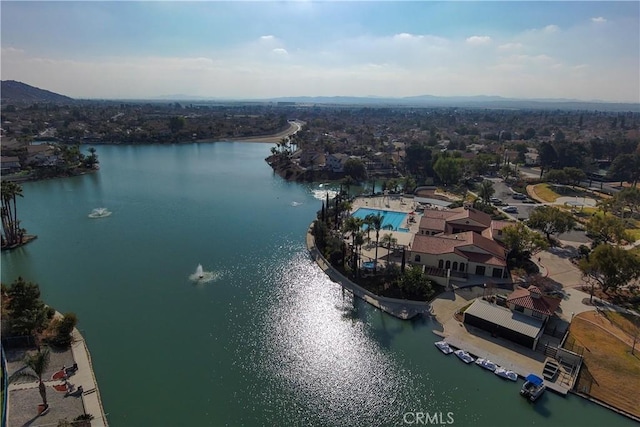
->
[352,208,408,232]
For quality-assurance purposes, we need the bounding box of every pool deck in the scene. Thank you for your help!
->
[350,195,423,256]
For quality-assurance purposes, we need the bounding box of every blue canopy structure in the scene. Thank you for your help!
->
[525,374,544,386]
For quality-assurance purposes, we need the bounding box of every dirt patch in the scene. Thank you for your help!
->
[568,312,640,418]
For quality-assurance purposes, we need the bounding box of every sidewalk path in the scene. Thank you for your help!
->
[70,329,108,427]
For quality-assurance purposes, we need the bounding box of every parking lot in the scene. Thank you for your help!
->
[484,177,538,220]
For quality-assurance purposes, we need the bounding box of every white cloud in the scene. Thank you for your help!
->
[1,46,25,56]
[466,35,492,45]
[591,17,607,23]
[498,43,523,50]
[1,18,636,103]
[393,33,423,41]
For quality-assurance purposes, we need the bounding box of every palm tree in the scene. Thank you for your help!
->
[353,230,365,275]
[1,180,24,247]
[364,213,394,273]
[477,180,495,205]
[9,348,51,410]
[381,233,397,268]
[342,216,364,249]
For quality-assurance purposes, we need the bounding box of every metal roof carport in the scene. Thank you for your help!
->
[463,299,545,349]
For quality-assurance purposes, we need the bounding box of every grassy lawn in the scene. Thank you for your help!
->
[568,312,640,418]
[531,183,561,202]
[602,311,640,338]
[626,227,640,242]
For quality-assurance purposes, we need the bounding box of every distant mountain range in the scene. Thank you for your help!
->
[1,80,75,103]
[2,80,638,112]
[156,94,639,112]
[263,95,639,112]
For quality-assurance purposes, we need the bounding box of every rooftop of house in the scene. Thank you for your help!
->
[506,285,562,316]
[411,230,507,265]
[419,206,496,233]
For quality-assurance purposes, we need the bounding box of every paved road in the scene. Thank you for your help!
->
[484,177,538,220]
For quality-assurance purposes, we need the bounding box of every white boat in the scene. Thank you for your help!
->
[434,341,453,355]
[495,367,518,381]
[453,349,475,364]
[520,374,546,402]
[475,358,497,372]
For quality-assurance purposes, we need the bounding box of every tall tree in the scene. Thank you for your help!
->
[83,147,99,169]
[610,187,640,224]
[433,156,462,186]
[563,167,586,187]
[6,277,50,337]
[477,180,495,205]
[585,214,629,245]
[364,213,394,273]
[527,206,576,242]
[579,244,640,301]
[1,180,24,247]
[608,153,636,186]
[380,233,398,268]
[501,222,549,259]
[343,158,367,181]
[538,141,557,174]
[544,169,568,185]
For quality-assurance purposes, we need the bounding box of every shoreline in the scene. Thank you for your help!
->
[306,211,640,423]
[305,222,432,320]
[199,119,303,144]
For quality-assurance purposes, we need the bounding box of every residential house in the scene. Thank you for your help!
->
[325,153,350,173]
[295,150,326,170]
[462,285,561,350]
[506,285,561,323]
[25,144,60,167]
[1,156,21,174]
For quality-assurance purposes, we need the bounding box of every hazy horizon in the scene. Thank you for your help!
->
[1,1,639,103]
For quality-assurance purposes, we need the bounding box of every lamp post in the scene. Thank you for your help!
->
[483,283,487,299]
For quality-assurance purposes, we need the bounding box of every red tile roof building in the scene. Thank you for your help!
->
[506,285,561,321]
[409,206,512,284]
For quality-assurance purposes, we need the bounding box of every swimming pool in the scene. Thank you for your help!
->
[352,208,408,232]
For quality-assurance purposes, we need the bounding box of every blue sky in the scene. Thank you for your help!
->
[2,1,639,102]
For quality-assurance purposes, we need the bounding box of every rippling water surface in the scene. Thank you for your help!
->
[1,143,634,427]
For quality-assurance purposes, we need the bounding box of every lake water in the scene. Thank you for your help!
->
[1,143,634,426]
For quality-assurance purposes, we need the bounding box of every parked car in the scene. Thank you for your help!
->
[490,197,503,205]
[502,206,518,213]
[512,193,527,200]
[522,198,536,204]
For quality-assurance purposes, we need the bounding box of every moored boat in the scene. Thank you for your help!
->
[453,349,475,364]
[520,374,546,401]
[475,358,497,372]
[434,341,453,355]
[494,367,518,381]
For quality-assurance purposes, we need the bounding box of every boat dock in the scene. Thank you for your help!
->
[436,332,573,396]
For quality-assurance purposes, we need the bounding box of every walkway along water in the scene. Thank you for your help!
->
[306,223,432,320]
[6,328,108,427]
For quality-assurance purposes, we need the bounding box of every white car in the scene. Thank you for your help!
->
[502,206,518,213]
